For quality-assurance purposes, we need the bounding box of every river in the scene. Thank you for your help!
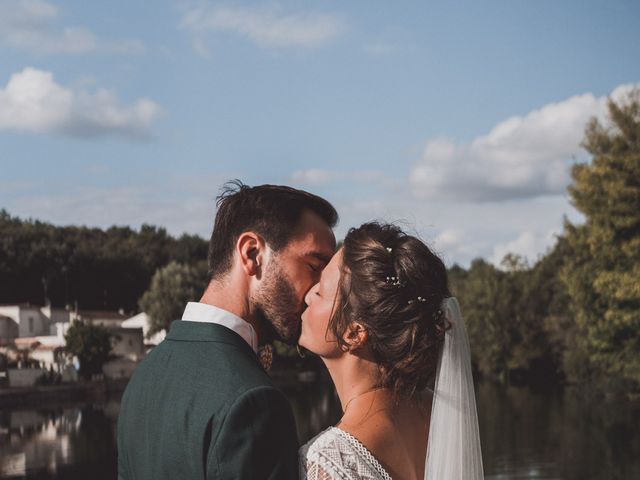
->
[0,381,638,479]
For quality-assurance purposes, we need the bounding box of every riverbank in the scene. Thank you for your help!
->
[0,378,129,409]
[0,365,330,410]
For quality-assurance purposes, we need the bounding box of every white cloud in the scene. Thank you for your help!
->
[0,0,144,54]
[289,171,582,267]
[490,230,559,267]
[291,169,401,188]
[0,68,162,139]
[3,171,581,269]
[181,4,346,49]
[291,168,333,184]
[434,228,464,251]
[3,173,233,238]
[410,83,640,202]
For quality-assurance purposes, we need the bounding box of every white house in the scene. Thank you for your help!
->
[0,304,149,382]
[121,312,166,346]
[110,327,145,361]
[0,314,19,340]
[102,327,145,379]
[41,305,71,339]
[26,336,68,371]
[69,309,128,329]
[0,305,51,337]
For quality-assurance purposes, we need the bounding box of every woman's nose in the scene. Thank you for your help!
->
[304,284,317,306]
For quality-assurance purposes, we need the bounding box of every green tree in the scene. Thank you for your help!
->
[139,261,208,336]
[526,238,573,382]
[452,247,570,385]
[454,258,515,381]
[64,322,114,380]
[0,211,207,310]
[562,89,640,394]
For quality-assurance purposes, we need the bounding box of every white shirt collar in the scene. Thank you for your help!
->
[181,302,258,353]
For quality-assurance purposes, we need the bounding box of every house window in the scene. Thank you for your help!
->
[29,317,34,333]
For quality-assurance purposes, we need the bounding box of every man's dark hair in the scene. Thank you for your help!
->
[207,180,338,280]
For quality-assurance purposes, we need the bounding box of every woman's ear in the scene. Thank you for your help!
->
[236,232,266,277]
[343,321,368,351]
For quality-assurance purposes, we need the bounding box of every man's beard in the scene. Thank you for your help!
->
[252,266,302,345]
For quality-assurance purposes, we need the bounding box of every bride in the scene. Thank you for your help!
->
[298,222,483,480]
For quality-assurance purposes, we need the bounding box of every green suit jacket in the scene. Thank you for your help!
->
[117,320,299,480]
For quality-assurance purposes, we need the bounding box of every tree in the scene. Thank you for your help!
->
[65,322,114,380]
[0,211,208,310]
[452,248,570,385]
[562,89,640,394]
[139,261,208,336]
[454,258,515,381]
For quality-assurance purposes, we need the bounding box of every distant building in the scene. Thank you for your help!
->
[103,327,145,379]
[0,304,146,382]
[0,304,134,339]
[0,314,19,341]
[121,312,166,346]
[110,327,145,361]
[41,305,71,339]
[69,309,128,329]
[0,305,51,337]
[13,336,68,371]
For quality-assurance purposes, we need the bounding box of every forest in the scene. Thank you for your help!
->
[1,90,638,397]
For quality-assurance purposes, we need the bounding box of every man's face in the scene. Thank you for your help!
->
[254,210,336,344]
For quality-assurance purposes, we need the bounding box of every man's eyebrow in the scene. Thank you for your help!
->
[304,251,332,264]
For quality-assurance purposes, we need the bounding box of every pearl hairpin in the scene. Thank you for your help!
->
[385,276,405,287]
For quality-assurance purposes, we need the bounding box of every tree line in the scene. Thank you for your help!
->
[2,90,639,396]
[0,214,208,312]
[456,89,639,396]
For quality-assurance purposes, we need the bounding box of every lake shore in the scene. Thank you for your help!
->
[0,364,329,410]
[0,378,129,409]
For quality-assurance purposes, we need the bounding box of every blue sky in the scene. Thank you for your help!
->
[1,0,639,266]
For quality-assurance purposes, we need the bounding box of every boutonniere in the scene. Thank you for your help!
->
[258,344,273,371]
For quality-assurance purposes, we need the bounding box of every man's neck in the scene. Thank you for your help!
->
[199,278,267,344]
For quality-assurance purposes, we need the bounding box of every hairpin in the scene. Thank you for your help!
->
[407,296,428,304]
[386,276,405,287]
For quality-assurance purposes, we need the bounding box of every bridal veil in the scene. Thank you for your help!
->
[424,297,484,479]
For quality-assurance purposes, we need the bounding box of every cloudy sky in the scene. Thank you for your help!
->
[1,0,639,267]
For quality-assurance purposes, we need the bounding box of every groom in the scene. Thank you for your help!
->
[117,181,337,480]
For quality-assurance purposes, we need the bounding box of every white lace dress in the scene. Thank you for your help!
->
[299,427,392,480]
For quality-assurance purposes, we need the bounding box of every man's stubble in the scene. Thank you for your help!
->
[252,263,303,345]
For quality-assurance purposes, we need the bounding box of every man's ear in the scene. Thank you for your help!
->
[236,232,267,277]
[343,322,368,351]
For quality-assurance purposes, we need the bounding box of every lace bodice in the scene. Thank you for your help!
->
[299,427,392,480]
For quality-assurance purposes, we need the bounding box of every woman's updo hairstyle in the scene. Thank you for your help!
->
[330,222,451,398]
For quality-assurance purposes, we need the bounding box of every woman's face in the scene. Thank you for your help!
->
[299,248,343,358]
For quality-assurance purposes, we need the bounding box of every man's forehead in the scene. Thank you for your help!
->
[285,232,335,263]
[289,210,336,253]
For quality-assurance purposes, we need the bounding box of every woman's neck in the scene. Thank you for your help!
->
[322,354,388,415]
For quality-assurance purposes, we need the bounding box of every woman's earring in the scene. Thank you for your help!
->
[296,344,306,358]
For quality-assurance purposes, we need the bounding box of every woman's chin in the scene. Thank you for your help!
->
[298,335,320,357]
[298,333,309,351]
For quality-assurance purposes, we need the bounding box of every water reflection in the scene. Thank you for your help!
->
[478,383,640,480]
[0,382,638,479]
[0,402,119,479]
[0,383,339,479]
